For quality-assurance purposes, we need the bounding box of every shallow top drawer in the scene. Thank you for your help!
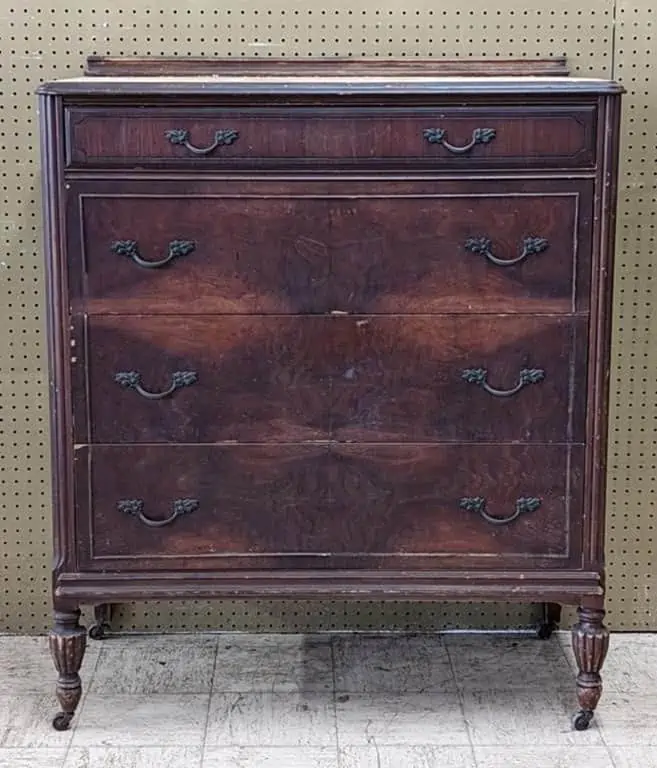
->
[64,104,598,169]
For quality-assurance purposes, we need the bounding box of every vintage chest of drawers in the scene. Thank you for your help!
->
[37,57,623,731]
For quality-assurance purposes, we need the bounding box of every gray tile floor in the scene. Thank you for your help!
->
[0,630,654,767]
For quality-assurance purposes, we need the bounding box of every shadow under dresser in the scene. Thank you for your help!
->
[36,56,623,732]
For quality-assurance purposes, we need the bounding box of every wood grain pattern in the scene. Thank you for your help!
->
[327,195,586,314]
[38,58,623,733]
[65,104,596,170]
[78,443,583,570]
[81,315,332,444]
[78,314,585,444]
[70,184,591,315]
[326,314,587,444]
[83,56,571,78]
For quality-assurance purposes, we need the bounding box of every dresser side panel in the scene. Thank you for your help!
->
[583,93,622,574]
[39,92,78,589]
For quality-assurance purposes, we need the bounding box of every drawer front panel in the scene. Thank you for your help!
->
[328,193,586,314]
[327,314,586,444]
[79,314,585,444]
[80,315,333,444]
[73,194,331,315]
[65,105,596,169]
[77,443,583,570]
[71,187,591,315]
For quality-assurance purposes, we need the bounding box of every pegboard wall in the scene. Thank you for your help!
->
[0,0,653,634]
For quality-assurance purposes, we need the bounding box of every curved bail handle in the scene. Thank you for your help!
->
[423,126,496,154]
[165,128,239,155]
[461,367,545,397]
[459,496,542,525]
[464,235,549,267]
[117,498,199,528]
[114,370,198,400]
[110,239,196,269]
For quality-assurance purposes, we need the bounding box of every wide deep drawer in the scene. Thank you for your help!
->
[68,181,593,315]
[64,104,597,170]
[75,314,586,444]
[76,443,584,571]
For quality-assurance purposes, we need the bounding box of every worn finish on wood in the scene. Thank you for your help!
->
[84,56,572,78]
[38,58,622,730]
[75,443,583,571]
[48,609,87,730]
[66,178,594,316]
[77,313,585,444]
[571,606,610,730]
[65,104,597,170]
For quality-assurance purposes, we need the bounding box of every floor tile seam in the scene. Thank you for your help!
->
[443,634,478,763]
[468,740,610,746]
[329,635,343,767]
[0,746,69,768]
[470,743,621,762]
[201,745,342,767]
[454,684,576,694]
[200,637,221,768]
[71,740,212,749]
[603,741,622,768]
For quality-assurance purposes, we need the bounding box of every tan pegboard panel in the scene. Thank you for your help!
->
[598,0,657,630]
[0,0,635,635]
[103,600,542,635]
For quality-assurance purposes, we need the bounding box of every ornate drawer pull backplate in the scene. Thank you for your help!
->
[117,498,199,528]
[459,496,541,525]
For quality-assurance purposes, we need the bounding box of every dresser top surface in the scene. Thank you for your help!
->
[37,56,623,97]
[37,73,622,97]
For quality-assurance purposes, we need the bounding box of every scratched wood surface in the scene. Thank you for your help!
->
[65,103,597,169]
[69,179,592,315]
[80,313,586,445]
[78,443,582,571]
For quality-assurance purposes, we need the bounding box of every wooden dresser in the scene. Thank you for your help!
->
[37,57,623,732]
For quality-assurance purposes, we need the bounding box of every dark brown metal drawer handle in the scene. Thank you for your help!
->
[114,370,198,400]
[461,367,545,397]
[111,239,196,269]
[165,128,239,155]
[459,496,541,525]
[118,498,199,528]
[423,127,496,154]
[465,235,549,267]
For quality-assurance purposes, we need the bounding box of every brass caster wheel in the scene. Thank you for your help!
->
[572,709,594,731]
[52,712,73,731]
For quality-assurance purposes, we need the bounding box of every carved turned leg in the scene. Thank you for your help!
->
[571,606,609,731]
[49,609,87,731]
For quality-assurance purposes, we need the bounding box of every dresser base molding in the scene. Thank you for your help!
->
[53,569,604,604]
